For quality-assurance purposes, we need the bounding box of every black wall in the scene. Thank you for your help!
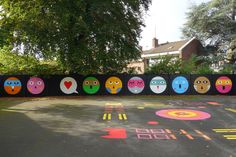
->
[0,74,235,97]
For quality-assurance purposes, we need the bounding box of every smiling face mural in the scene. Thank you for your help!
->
[172,76,189,94]
[215,76,232,94]
[194,76,211,94]
[4,77,22,95]
[150,76,167,94]
[27,77,45,94]
[83,77,100,94]
[105,76,122,94]
[127,77,145,94]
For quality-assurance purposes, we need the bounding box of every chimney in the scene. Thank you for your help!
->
[152,37,158,48]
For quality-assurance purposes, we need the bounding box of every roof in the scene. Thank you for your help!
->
[143,39,191,55]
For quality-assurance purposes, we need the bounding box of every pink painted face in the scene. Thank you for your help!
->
[127,77,145,94]
[27,77,45,94]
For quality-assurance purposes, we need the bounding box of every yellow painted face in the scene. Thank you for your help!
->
[105,77,123,94]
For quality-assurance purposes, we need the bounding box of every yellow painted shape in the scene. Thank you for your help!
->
[144,102,167,107]
[123,114,127,120]
[137,106,145,109]
[103,113,107,120]
[225,108,236,113]
[213,129,236,133]
[118,114,123,120]
[108,113,111,120]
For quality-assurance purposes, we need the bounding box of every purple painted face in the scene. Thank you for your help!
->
[27,77,45,94]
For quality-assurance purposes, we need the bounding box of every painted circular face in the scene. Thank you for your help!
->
[60,77,78,94]
[105,76,122,94]
[27,77,45,94]
[127,77,145,94]
[156,109,211,120]
[83,77,100,94]
[194,76,211,94]
[172,76,189,94]
[215,76,232,94]
[4,77,22,95]
[150,76,167,94]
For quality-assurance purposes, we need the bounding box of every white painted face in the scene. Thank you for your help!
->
[150,76,167,94]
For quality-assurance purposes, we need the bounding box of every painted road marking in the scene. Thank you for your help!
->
[123,114,127,120]
[225,108,236,113]
[213,129,236,132]
[108,113,111,120]
[194,130,211,140]
[103,113,107,120]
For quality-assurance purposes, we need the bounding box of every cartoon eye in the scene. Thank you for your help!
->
[37,81,42,85]
[109,81,113,84]
[225,81,230,84]
[218,81,222,84]
[203,80,208,84]
[129,81,135,85]
[196,80,201,84]
[93,81,98,85]
[29,81,34,85]
[115,81,119,84]
[137,81,143,85]
[152,81,156,84]
[160,81,165,84]
[175,81,179,84]
[7,81,11,85]
[85,81,90,85]
[182,81,186,84]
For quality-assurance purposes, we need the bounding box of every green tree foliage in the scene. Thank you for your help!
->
[0,46,63,75]
[145,55,215,75]
[0,0,151,74]
[182,0,236,50]
[145,56,181,74]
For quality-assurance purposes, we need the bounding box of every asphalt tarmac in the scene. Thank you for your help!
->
[0,96,236,157]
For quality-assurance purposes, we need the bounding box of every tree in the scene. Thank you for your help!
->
[0,0,151,74]
[182,0,236,51]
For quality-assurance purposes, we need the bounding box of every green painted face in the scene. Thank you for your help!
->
[83,77,100,94]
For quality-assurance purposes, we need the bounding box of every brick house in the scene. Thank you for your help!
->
[127,37,204,73]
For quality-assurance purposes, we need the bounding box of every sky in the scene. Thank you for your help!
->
[139,0,210,50]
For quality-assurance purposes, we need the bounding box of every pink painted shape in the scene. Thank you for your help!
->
[136,128,150,133]
[153,134,170,140]
[147,121,159,125]
[156,109,211,120]
[101,128,127,139]
[137,134,152,139]
[150,129,165,134]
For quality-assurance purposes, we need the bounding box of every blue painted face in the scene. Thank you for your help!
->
[172,76,189,94]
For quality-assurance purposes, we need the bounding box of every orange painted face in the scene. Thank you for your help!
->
[105,77,123,94]
[4,77,22,95]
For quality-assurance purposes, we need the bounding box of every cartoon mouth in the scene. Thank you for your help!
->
[113,86,115,89]
[157,86,159,89]
[222,86,225,90]
[34,86,37,89]
[179,84,182,89]
[90,85,93,89]
[201,86,203,90]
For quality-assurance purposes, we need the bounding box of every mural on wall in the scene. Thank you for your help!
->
[149,76,167,94]
[27,77,45,94]
[172,76,189,94]
[83,77,100,94]
[1,74,236,97]
[194,76,211,94]
[127,76,145,94]
[156,109,211,120]
[4,77,22,95]
[60,77,78,94]
[215,76,232,94]
[105,76,122,94]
